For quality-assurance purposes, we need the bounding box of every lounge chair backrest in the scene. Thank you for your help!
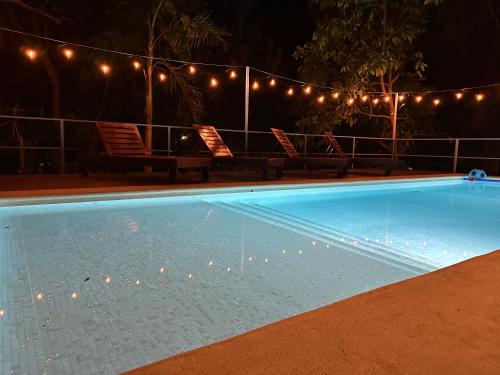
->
[193,124,233,157]
[96,122,147,157]
[325,132,347,159]
[271,128,300,158]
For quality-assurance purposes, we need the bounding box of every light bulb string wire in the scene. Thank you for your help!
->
[2,26,499,96]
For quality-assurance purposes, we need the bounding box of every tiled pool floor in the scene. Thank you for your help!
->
[0,198,422,374]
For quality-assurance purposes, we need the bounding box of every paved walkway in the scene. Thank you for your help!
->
[0,169,448,198]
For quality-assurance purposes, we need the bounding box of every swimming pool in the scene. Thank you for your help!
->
[1,177,499,374]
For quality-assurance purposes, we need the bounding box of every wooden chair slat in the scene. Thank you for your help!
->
[96,121,147,156]
[325,132,347,158]
[193,124,234,157]
[270,128,300,157]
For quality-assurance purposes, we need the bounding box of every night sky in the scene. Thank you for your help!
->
[1,0,500,138]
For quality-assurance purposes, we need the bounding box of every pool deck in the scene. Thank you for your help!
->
[126,251,500,375]
[0,169,450,198]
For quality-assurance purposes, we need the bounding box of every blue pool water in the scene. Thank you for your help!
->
[1,178,499,374]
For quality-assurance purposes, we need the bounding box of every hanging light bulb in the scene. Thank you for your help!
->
[229,70,237,79]
[24,48,38,61]
[317,95,325,104]
[100,64,111,75]
[475,93,485,102]
[361,95,369,102]
[62,48,74,60]
[287,87,295,96]
[455,92,464,100]
[210,77,219,88]
[269,78,277,87]
[303,86,312,95]
[332,91,340,99]
[433,98,441,106]
[372,97,380,105]
[158,72,167,82]
[398,94,405,102]
[347,98,355,106]
[132,60,142,70]
[188,65,197,75]
[252,81,260,90]
[414,95,423,103]
[383,95,391,103]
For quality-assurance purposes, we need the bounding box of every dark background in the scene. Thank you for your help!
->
[1,0,500,173]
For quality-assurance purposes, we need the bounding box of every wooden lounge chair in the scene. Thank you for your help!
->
[325,131,402,176]
[79,122,211,184]
[270,128,349,177]
[193,124,284,180]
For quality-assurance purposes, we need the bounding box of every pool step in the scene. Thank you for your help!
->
[213,201,436,274]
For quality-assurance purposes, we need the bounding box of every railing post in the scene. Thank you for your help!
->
[59,119,65,173]
[304,135,308,156]
[452,138,460,173]
[244,66,250,156]
[167,126,171,156]
[351,137,356,169]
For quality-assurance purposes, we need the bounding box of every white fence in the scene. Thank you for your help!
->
[1,115,499,174]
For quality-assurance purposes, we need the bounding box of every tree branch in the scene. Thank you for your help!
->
[2,0,62,23]
[358,111,391,119]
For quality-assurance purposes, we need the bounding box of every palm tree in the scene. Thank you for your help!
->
[102,0,227,155]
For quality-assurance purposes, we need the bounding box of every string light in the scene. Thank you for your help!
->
[62,48,74,60]
[24,48,37,61]
[158,72,167,82]
[132,60,142,70]
[5,27,500,104]
[8,31,500,111]
[99,64,111,75]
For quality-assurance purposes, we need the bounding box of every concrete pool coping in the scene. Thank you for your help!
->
[0,173,459,207]
[125,250,500,375]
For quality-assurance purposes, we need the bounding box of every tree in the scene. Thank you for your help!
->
[295,0,442,159]
[1,0,67,117]
[102,0,226,155]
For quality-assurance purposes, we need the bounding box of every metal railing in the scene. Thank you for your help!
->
[1,114,500,174]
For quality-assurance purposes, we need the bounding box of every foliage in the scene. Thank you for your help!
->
[100,0,227,123]
[295,0,442,136]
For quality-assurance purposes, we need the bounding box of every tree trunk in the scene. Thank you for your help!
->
[41,49,60,117]
[143,25,154,173]
[391,93,399,160]
[144,31,154,157]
